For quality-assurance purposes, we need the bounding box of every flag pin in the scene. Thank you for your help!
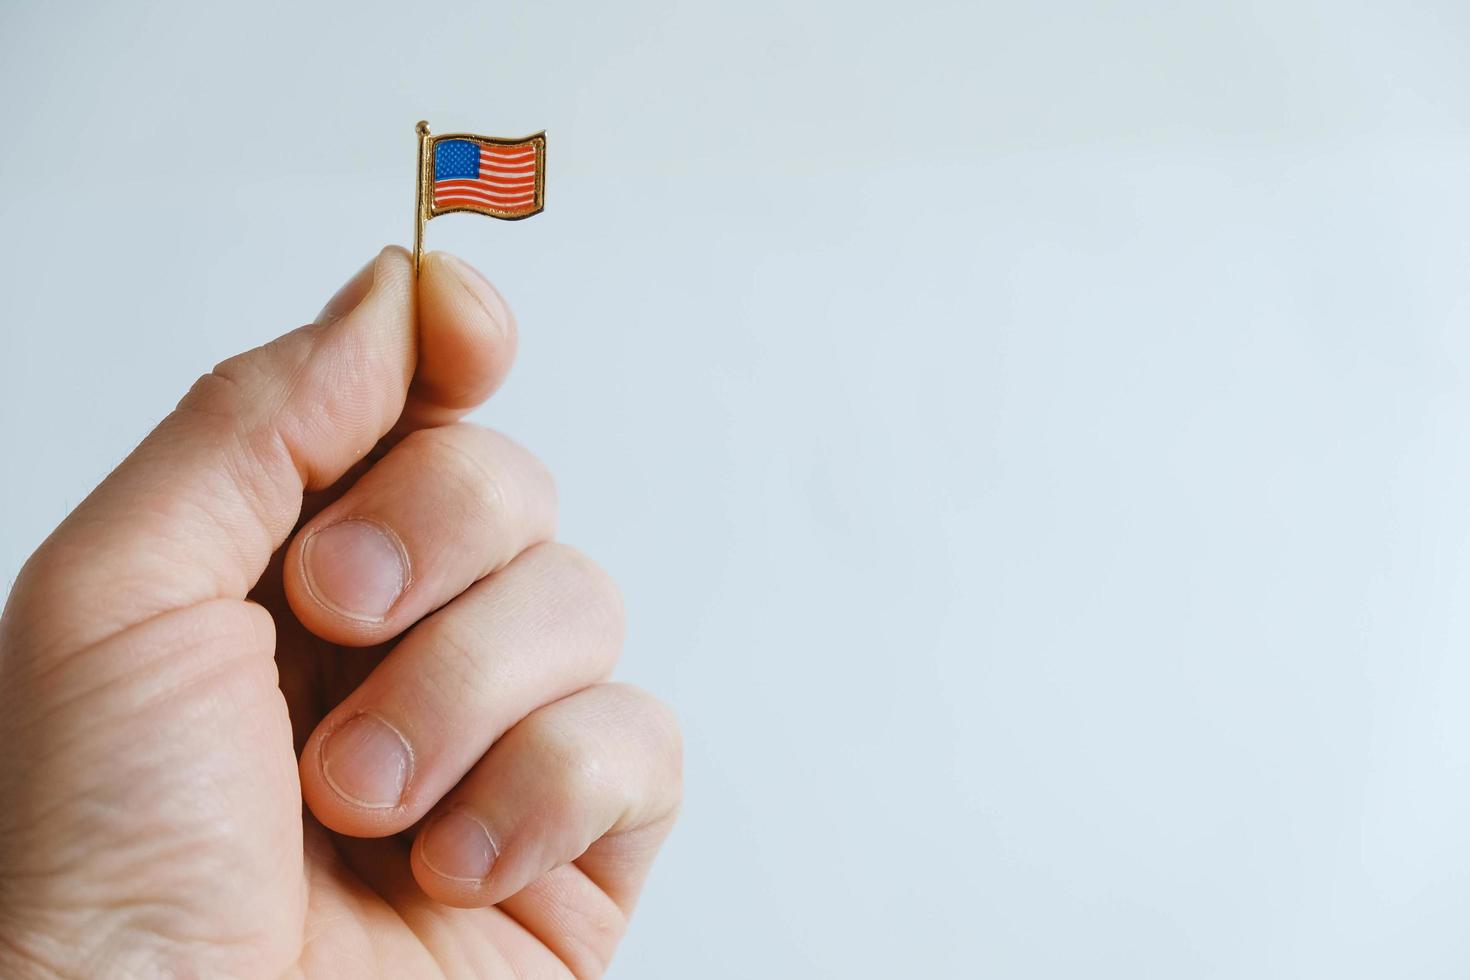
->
[412,120,546,272]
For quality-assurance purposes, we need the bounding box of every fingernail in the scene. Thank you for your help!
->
[315,255,377,325]
[321,713,413,809]
[301,519,409,621]
[421,808,498,881]
[438,252,511,329]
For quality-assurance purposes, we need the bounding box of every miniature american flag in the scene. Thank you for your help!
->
[431,134,545,219]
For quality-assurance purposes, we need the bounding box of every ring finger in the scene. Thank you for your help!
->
[412,681,682,977]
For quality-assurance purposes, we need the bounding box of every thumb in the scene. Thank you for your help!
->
[4,246,418,663]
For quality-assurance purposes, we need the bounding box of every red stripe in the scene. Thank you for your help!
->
[435,178,535,192]
[437,196,536,207]
[435,193,540,210]
[435,179,535,191]
[480,145,536,158]
[434,186,535,201]
[435,198,538,213]
[435,185,535,196]
[435,188,540,202]
[476,163,537,175]
[436,174,535,184]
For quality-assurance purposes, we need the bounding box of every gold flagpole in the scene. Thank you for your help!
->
[413,120,430,273]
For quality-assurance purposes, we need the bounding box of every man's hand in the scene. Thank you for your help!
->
[0,247,682,978]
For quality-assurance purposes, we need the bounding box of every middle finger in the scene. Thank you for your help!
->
[283,422,556,646]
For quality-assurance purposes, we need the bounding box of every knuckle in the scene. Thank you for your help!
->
[607,683,682,747]
[520,713,609,803]
[535,543,625,637]
[392,424,559,552]
[602,684,684,823]
[5,554,70,655]
[177,367,247,423]
[613,684,685,798]
[399,425,510,519]
[176,328,318,432]
[556,908,622,980]
[169,379,297,528]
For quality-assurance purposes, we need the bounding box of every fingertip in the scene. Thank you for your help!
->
[412,251,518,421]
[410,808,504,907]
[298,711,416,839]
[359,245,416,333]
[315,258,375,327]
[286,516,411,643]
[376,244,414,288]
[317,246,412,324]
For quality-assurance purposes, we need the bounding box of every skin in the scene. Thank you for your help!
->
[0,247,682,978]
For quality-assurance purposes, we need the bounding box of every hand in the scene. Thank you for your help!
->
[0,248,682,978]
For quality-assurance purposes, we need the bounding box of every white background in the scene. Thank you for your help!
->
[5,2,1470,977]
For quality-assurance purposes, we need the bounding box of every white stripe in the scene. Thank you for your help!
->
[438,177,535,190]
[480,150,536,162]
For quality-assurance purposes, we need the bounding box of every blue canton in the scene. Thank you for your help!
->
[434,140,480,181]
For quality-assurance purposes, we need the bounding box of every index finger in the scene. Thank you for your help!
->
[398,250,518,433]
